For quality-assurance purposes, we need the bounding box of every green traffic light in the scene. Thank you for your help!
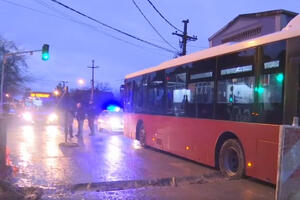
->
[255,86,264,94]
[276,73,284,83]
[42,44,49,61]
[42,53,49,61]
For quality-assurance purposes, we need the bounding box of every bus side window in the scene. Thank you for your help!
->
[216,48,255,122]
[146,71,165,114]
[188,81,214,118]
[166,71,188,117]
[216,77,255,122]
[257,73,283,124]
[256,40,286,124]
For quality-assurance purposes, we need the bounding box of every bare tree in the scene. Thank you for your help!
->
[0,36,30,96]
[96,82,112,92]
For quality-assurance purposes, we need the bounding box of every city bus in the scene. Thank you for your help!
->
[123,15,300,184]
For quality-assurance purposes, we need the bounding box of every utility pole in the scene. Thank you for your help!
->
[173,19,197,56]
[88,60,99,103]
[60,81,68,89]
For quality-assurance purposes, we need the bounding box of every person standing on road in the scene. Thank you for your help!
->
[87,101,97,136]
[58,87,75,141]
[64,107,74,139]
[75,102,85,137]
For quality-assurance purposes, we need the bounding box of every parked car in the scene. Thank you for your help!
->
[98,110,124,132]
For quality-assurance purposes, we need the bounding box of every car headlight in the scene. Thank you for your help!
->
[48,113,58,123]
[22,112,33,122]
[109,117,123,129]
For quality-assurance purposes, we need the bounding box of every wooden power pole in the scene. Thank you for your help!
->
[173,19,197,56]
[88,60,99,103]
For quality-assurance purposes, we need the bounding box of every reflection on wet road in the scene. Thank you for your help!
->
[6,122,275,199]
[7,123,213,188]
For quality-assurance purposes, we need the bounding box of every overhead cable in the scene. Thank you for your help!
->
[132,0,178,52]
[0,0,170,56]
[146,0,182,33]
[48,0,176,53]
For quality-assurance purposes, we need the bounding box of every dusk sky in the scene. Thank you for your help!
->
[0,0,299,94]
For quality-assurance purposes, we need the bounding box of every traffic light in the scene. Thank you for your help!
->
[276,73,284,83]
[42,44,49,61]
[229,94,233,103]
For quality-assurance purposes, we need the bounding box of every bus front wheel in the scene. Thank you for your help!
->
[219,139,245,179]
[137,123,146,147]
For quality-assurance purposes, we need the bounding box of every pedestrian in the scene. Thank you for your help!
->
[58,87,75,141]
[87,101,97,136]
[64,107,74,140]
[75,102,85,137]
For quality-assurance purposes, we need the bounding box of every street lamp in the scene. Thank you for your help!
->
[53,90,60,96]
[78,79,85,86]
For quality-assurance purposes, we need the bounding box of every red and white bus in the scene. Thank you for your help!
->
[123,15,300,184]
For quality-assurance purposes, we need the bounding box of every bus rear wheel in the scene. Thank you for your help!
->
[219,139,245,179]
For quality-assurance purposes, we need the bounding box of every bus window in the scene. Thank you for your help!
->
[166,66,188,117]
[217,76,255,121]
[255,40,286,124]
[257,73,283,124]
[146,71,165,114]
[216,48,255,122]
[187,58,215,118]
[124,80,133,112]
[132,77,143,113]
[188,81,214,118]
[262,40,286,72]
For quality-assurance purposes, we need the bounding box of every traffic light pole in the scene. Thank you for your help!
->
[0,49,41,116]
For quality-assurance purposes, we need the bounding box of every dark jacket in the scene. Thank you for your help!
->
[76,105,86,121]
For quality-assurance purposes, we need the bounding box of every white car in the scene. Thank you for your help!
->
[98,110,124,132]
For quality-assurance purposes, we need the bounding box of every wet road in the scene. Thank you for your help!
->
[6,121,275,199]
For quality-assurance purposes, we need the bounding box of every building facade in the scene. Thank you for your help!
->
[209,9,297,47]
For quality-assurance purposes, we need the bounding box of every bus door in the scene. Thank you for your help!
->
[284,37,300,124]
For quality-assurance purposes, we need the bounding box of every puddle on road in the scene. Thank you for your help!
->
[68,172,229,193]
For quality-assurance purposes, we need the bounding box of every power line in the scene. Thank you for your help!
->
[146,0,182,33]
[48,0,176,53]
[0,0,170,57]
[132,0,178,52]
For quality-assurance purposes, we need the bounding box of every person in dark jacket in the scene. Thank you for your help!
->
[58,87,75,141]
[87,101,97,136]
[75,102,85,137]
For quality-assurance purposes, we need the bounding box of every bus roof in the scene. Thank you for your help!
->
[125,14,300,79]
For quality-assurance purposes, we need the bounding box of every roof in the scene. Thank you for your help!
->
[208,9,298,41]
[125,14,300,79]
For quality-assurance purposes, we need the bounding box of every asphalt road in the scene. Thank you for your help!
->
[6,120,275,200]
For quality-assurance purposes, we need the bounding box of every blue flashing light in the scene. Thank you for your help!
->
[107,105,121,112]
